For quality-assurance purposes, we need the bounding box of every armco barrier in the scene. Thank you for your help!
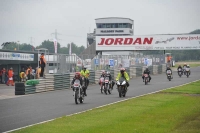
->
[158,65,162,74]
[114,69,119,79]
[162,64,166,73]
[63,73,70,89]
[136,67,142,77]
[126,68,130,78]
[46,74,54,91]
[89,70,95,84]
[35,79,48,93]
[110,69,115,79]
[54,74,63,90]
[25,85,36,94]
[95,70,102,84]
[148,66,153,74]
[19,64,166,95]
[153,65,158,75]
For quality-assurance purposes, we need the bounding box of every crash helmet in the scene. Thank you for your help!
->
[82,66,86,70]
[102,70,106,76]
[120,68,125,73]
[75,72,80,79]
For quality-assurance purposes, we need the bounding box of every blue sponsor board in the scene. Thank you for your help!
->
[94,59,99,65]
[109,59,114,67]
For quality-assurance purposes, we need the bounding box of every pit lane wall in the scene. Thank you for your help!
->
[15,64,166,95]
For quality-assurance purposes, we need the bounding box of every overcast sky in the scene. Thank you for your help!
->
[0,0,199,48]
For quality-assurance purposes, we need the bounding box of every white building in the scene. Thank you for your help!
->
[95,17,134,36]
[87,17,134,46]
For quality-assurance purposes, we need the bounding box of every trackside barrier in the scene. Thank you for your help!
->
[63,73,70,89]
[158,65,162,74]
[89,70,95,84]
[95,70,102,84]
[153,65,158,75]
[162,64,166,73]
[136,67,142,77]
[17,64,167,95]
[148,66,153,75]
[110,69,115,79]
[54,74,63,90]
[129,67,136,78]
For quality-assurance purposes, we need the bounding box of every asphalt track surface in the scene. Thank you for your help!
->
[0,67,200,132]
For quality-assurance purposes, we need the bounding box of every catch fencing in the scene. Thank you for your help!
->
[46,54,166,73]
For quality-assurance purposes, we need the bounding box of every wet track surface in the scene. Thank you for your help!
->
[0,67,200,132]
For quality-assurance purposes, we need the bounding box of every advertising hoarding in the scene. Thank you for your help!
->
[96,34,200,51]
[0,52,34,61]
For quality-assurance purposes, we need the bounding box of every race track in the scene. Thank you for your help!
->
[0,67,200,132]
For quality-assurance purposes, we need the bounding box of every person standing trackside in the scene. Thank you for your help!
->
[6,67,14,86]
[39,53,46,78]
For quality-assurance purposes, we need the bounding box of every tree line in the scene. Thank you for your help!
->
[1,40,85,55]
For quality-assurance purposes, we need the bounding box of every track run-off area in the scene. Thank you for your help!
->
[0,67,200,132]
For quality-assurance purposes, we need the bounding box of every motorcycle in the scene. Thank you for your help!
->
[73,79,84,104]
[185,67,190,78]
[99,77,105,94]
[177,68,183,77]
[116,77,127,97]
[104,76,112,94]
[143,74,149,85]
[166,70,172,81]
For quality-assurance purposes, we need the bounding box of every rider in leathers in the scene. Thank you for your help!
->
[177,65,183,74]
[71,72,87,96]
[116,68,130,89]
[99,71,106,85]
[142,68,151,82]
[105,71,115,89]
[166,66,173,78]
[80,67,90,86]
[182,63,187,75]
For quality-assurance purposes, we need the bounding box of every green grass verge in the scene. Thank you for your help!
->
[13,81,200,133]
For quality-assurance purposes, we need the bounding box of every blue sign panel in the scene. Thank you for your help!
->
[109,59,114,67]
[144,58,148,65]
[94,59,99,65]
